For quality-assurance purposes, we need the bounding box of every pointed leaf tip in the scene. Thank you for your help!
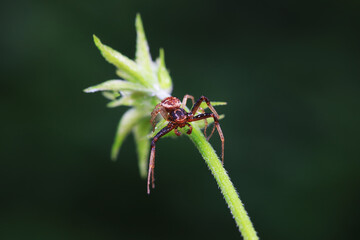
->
[135,13,157,85]
[159,48,165,62]
[157,48,173,92]
[92,34,149,86]
[93,34,101,47]
[135,13,143,28]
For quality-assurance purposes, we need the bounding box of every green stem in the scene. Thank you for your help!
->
[187,126,259,240]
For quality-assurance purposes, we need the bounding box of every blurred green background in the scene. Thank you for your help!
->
[1,0,359,239]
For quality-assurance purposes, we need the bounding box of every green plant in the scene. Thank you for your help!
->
[84,14,258,240]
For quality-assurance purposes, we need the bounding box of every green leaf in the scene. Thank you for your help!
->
[199,101,227,110]
[116,69,138,83]
[157,49,172,93]
[93,35,148,86]
[107,92,156,108]
[107,95,135,108]
[133,118,151,178]
[102,91,120,100]
[84,80,152,93]
[135,14,157,85]
[111,108,145,161]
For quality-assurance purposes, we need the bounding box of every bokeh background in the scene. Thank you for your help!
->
[1,0,359,239]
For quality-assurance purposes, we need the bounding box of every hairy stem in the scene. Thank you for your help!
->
[187,126,259,240]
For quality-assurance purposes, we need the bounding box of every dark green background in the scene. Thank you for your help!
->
[1,0,359,239]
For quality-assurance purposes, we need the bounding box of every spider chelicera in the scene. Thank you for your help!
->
[148,95,224,194]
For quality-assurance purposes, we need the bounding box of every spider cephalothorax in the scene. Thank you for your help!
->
[147,95,224,194]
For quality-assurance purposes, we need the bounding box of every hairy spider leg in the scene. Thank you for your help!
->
[174,128,181,136]
[182,94,208,137]
[206,121,217,141]
[189,113,224,164]
[150,103,169,132]
[186,123,192,134]
[148,123,176,194]
[150,104,161,131]
[191,96,220,140]
[182,94,195,108]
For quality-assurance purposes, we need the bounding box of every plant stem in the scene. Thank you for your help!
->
[187,126,259,240]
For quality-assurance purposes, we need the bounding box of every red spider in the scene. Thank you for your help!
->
[148,95,224,194]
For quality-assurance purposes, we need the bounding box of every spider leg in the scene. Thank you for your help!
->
[191,96,220,118]
[150,103,162,132]
[147,123,176,194]
[181,94,195,109]
[203,118,209,139]
[186,123,192,135]
[150,104,169,132]
[206,123,216,141]
[189,113,224,164]
[191,96,219,138]
[183,95,208,137]
[160,108,168,122]
[174,128,181,136]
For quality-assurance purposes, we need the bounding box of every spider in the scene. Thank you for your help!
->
[147,95,224,194]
